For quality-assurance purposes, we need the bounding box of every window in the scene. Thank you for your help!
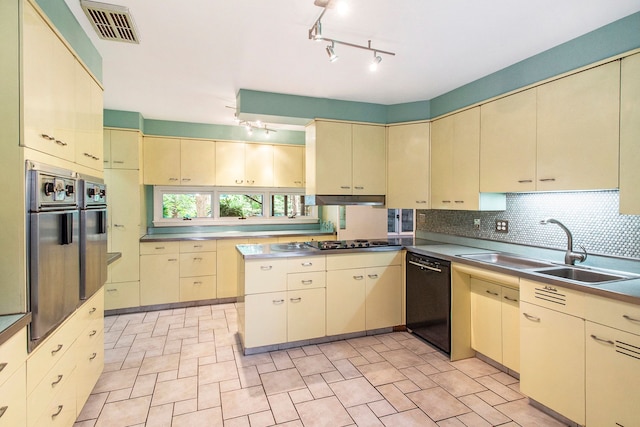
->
[153,186,316,226]
[388,209,414,235]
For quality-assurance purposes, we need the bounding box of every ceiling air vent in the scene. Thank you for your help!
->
[80,0,139,44]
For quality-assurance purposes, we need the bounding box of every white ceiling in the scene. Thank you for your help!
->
[65,0,640,130]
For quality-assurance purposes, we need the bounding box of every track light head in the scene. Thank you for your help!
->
[369,54,382,71]
[326,42,338,62]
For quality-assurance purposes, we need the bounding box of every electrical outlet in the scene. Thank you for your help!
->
[473,218,480,230]
[496,220,509,233]
[418,213,426,224]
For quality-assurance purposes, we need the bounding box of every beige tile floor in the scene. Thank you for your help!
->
[74,303,568,426]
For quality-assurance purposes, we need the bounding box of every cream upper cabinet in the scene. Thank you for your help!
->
[306,120,386,195]
[537,61,620,191]
[431,107,504,210]
[74,61,103,171]
[352,124,386,194]
[22,2,76,162]
[180,139,216,185]
[215,141,245,186]
[104,129,141,170]
[387,122,430,208]
[620,53,640,214]
[273,145,304,188]
[143,137,181,184]
[480,89,537,193]
[245,143,273,187]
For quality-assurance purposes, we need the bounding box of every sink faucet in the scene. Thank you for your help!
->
[539,218,587,265]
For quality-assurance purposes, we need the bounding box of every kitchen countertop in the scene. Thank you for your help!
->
[140,230,335,242]
[406,243,640,305]
[0,312,31,347]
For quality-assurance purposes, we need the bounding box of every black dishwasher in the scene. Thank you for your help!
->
[406,252,451,354]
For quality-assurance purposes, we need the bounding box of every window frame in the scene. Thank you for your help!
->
[153,186,317,227]
[387,208,415,236]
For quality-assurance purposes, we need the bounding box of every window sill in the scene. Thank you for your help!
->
[152,217,319,227]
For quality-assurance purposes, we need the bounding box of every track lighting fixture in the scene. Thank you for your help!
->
[226,106,278,137]
[308,2,395,68]
[326,42,338,62]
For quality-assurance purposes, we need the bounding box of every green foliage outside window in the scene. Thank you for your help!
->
[219,194,263,217]
[162,194,211,219]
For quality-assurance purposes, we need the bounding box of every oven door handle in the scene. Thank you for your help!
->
[409,260,442,273]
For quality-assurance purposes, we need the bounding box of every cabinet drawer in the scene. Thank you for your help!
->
[180,252,216,277]
[585,294,640,335]
[520,279,585,317]
[0,364,26,427]
[0,327,27,386]
[180,276,216,302]
[326,251,402,270]
[76,289,104,337]
[179,240,217,253]
[76,329,104,413]
[26,314,80,394]
[287,256,326,273]
[245,259,287,294]
[287,271,326,291]
[27,341,77,427]
[29,368,76,427]
[104,281,140,310]
[140,241,179,255]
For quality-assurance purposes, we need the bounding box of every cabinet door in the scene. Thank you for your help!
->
[387,123,430,208]
[143,137,180,184]
[179,276,216,302]
[288,288,326,342]
[470,278,502,363]
[430,115,454,209]
[451,107,481,209]
[501,287,519,373]
[352,124,386,195]
[107,170,141,283]
[326,269,366,335]
[180,251,216,277]
[181,139,216,185]
[245,292,287,348]
[246,144,273,186]
[480,89,537,192]
[0,364,26,427]
[245,258,287,294]
[365,265,402,330]
[620,53,640,214]
[75,63,102,169]
[109,129,141,169]
[520,302,585,425]
[104,281,140,310]
[314,121,352,194]
[273,145,304,188]
[216,239,248,298]
[140,254,180,305]
[215,141,245,186]
[537,61,620,191]
[586,321,640,427]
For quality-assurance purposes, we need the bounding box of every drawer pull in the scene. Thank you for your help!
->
[416,200,427,204]
[539,178,556,182]
[169,178,179,181]
[0,363,6,373]
[89,307,97,314]
[55,139,67,146]
[354,186,364,190]
[41,133,55,140]
[51,344,63,355]
[454,200,464,204]
[523,313,540,322]
[235,179,244,184]
[272,299,285,304]
[590,334,614,345]
[90,352,97,360]
[353,275,364,280]
[182,178,191,181]
[155,246,165,250]
[193,281,203,285]
[193,245,203,248]
[106,288,117,292]
[485,290,499,296]
[368,274,378,279]
[89,330,97,337]
[518,179,533,183]
[113,224,125,228]
[261,265,273,271]
[193,257,203,261]
[340,186,351,189]
[442,200,451,203]
[504,295,518,302]
[301,262,313,266]
[51,405,63,418]
[290,297,302,303]
[168,258,178,262]
[0,406,7,418]
[623,314,640,323]
[113,160,125,164]
[52,374,63,386]
[301,280,313,285]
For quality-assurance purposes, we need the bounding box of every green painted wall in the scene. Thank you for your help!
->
[35,0,102,81]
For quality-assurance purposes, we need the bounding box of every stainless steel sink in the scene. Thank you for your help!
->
[532,266,635,284]
[458,253,555,269]
[270,242,315,252]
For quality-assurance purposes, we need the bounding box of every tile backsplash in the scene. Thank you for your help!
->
[417,191,640,260]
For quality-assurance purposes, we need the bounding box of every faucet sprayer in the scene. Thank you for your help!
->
[539,218,587,265]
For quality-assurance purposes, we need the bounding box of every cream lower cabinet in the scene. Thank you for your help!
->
[140,242,180,306]
[244,292,288,348]
[470,279,520,372]
[326,252,402,336]
[0,328,27,427]
[179,240,217,302]
[217,239,248,298]
[520,280,585,425]
[620,53,640,214]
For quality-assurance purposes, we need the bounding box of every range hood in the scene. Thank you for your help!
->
[305,194,385,206]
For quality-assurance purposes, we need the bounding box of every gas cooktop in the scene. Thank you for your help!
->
[305,239,402,250]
